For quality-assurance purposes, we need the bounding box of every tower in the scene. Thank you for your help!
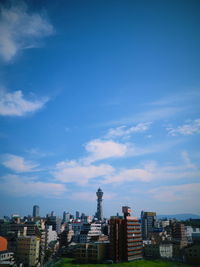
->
[33,205,39,217]
[96,188,103,221]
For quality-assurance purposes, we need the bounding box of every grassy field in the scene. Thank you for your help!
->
[56,258,192,267]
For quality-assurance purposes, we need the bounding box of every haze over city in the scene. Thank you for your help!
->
[0,0,200,218]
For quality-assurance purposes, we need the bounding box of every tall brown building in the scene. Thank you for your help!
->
[109,206,142,262]
[172,223,188,248]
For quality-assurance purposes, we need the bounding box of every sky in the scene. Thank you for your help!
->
[0,0,200,218]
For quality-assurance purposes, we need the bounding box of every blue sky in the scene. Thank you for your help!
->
[0,0,200,218]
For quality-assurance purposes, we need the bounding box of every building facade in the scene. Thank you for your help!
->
[75,242,109,263]
[109,206,142,262]
[141,211,156,240]
[32,206,39,218]
[16,236,40,267]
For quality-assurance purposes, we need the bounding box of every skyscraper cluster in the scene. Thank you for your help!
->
[0,188,199,266]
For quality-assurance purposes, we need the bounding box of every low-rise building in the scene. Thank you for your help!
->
[0,251,15,267]
[75,242,109,263]
[0,237,7,252]
[144,242,184,262]
[186,226,200,243]
[0,237,15,267]
[184,244,200,265]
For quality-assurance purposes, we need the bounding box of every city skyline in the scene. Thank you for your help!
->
[0,0,200,217]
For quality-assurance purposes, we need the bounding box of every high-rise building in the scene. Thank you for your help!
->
[17,236,40,267]
[109,206,142,262]
[63,211,70,223]
[172,222,188,248]
[96,188,103,221]
[46,215,61,234]
[32,205,39,218]
[141,211,156,240]
[76,211,80,220]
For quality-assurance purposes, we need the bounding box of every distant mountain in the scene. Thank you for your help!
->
[157,214,200,221]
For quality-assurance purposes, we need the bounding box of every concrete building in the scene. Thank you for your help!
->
[144,242,173,259]
[75,242,109,263]
[0,236,16,267]
[60,229,74,247]
[79,223,102,243]
[172,223,188,248]
[0,251,15,267]
[16,236,40,267]
[44,225,57,250]
[186,226,200,243]
[96,188,103,221]
[76,212,80,220]
[184,244,200,265]
[82,216,92,223]
[71,221,83,234]
[62,212,70,223]
[32,206,39,218]
[109,206,142,262]
[46,216,61,234]
[141,211,156,240]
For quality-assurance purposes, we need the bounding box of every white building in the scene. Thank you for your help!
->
[186,226,200,243]
[79,223,102,243]
[159,243,173,259]
[45,225,58,246]
[0,251,15,267]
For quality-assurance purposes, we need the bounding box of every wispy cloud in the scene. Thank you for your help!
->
[0,174,66,197]
[103,107,182,127]
[105,122,151,139]
[0,0,54,62]
[149,90,200,106]
[68,191,116,201]
[150,183,200,202]
[27,148,53,158]
[1,154,38,173]
[167,119,200,136]
[0,89,48,116]
[103,153,200,184]
[181,151,196,169]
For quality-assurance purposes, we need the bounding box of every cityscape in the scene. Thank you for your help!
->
[1,0,200,266]
[0,188,200,266]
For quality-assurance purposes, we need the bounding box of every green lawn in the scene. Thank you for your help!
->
[56,258,192,267]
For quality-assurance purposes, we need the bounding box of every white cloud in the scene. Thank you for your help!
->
[150,183,200,202]
[0,89,48,116]
[0,174,66,197]
[2,154,38,172]
[0,1,54,61]
[106,122,151,139]
[167,119,200,136]
[104,168,153,184]
[54,160,115,185]
[84,139,128,163]
[103,153,200,184]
